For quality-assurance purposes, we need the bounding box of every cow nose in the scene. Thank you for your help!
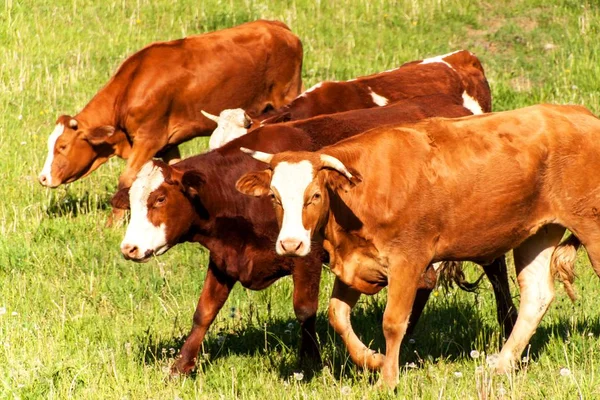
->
[121,243,139,259]
[280,239,303,254]
[38,174,49,186]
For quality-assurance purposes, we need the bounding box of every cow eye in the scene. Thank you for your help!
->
[155,196,166,206]
[269,192,281,205]
[312,193,321,201]
[58,144,67,151]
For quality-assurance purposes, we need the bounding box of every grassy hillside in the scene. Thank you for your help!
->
[1,0,599,398]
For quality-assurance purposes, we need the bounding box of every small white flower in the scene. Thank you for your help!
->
[470,350,480,359]
[341,385,351,395]
[161,348,167,354]
[20,141,26,145]
[454,371,463,378]
[521,356,529,363]
[17,383,25,388]
[284,329,291,335]
[571,85,578,90]
[0,307,6,316]
[408,338,415,344]
[293,371,304,381]
[11,311,18,316]
[169,348,175,356]
[283,380,290,387]
[287,322,294,330]
[559,367,571,376]
[406,362,417,369]
[18,115,23,120]
[588,332,593,337]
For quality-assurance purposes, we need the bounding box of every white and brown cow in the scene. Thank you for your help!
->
[111,94,518,375]
[236,104,594,388]
[38,20,303,195]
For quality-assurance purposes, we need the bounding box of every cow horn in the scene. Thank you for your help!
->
[320,154,353,179]
[240,147,274,164]
[201,110,220,123]
[69,118,78,129]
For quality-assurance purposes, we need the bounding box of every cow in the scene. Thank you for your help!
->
[200,50,493,148]
[110,93,516,375]
[37,20,303,198]
[256,49,491,125]
[235,104,594,388]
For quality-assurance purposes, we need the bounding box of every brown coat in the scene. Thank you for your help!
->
[236,104,597,388]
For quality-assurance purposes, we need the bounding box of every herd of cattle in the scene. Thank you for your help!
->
[37,20,599,388]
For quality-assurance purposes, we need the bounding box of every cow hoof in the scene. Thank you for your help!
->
[170,359,195,376]
[486,353,513,374]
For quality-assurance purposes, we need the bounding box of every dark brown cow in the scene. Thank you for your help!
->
[110,94,515,375]
[256,50,491,124]
[236,104,593,388]
[38,20,303,194]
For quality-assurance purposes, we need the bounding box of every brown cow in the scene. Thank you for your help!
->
[110,94,515,375]
[236,104,594,388]
[200,50,493,149]
[38,20,303,195]
[256,50,491,124]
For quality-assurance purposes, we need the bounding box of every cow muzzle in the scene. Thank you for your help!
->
[121,243,154,263]
[38,172,60,188]
[276,238,310,257]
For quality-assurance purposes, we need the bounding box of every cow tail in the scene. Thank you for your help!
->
[551,234,581,303]
[437,261,485,293]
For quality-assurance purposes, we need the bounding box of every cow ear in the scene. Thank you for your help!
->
[324,168,362,193]
[236,170,272,197]
[111,187,130,210]
[181,169,206,198]
[83,126,116,145]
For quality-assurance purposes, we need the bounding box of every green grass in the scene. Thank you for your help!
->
[1,0,600,398]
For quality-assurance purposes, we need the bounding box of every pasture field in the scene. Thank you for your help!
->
[1,0,600,398]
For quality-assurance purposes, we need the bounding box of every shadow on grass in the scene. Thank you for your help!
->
[134,298,600,381]
[45,190,113,218]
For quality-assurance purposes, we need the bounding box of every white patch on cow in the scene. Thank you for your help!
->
[300,82,324,97]
[461,91,484,115]
[272,161,314,256]
[39,123,65,186]
[419,50,463,69]
[208,108,251,150]
[368,87,389,106]
[121,162,168,259]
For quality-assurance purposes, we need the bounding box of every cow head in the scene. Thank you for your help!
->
[38,115,118,187]
[236,148,362,257]
[202,109,253,150]
[111,160,206,262]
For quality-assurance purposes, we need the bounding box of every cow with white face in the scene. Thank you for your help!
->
[201,109,254,150]
[236,148,361,258]
[112,160,204,262]
[39,115,121,187]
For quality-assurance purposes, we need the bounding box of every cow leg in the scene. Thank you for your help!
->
[482,257,518,339]
[329,278,385,370]
[161,146,181,165]
[406,264,437,334]
[291,258,322,364]
[380,256,426,389]
[491,225,565,373]
[171,261,235,375]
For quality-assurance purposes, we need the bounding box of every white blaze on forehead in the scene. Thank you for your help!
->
[461,91,484,115]
[419,50,462,69]
[368,87,389,106]
[272,161,314,250]
[39,123,65,185]
[208,108,250,150]
[121,162,168,257]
